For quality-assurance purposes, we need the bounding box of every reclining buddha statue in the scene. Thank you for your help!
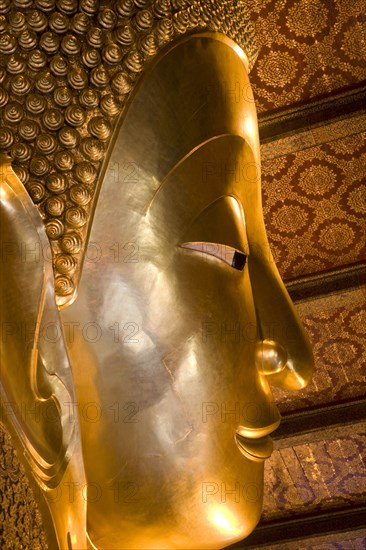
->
[0,0,314,548]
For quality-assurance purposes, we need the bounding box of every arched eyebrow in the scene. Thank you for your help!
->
[180,194,249,254]
[144,134,237,215]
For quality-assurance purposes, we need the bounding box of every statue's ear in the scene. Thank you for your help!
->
[0,155,76,488]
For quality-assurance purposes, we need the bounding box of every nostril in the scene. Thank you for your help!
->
[256,339,288,376]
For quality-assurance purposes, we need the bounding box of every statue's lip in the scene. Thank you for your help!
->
[235,433,274,462]
[236,418,281,440]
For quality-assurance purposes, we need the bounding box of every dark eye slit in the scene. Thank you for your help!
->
[232,251,247,271]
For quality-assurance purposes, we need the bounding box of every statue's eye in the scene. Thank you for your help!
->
[181,242,247,271]
[180,195,248,271]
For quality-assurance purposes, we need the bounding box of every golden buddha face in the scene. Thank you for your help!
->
[58,34,313,549]
[1,33,313,550]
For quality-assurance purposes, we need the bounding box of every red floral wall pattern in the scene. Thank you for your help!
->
[272,286,366,414]
[261,116,366,280]
[246,0,366,113]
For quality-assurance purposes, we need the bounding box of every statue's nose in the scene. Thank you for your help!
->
[255,339,288,376]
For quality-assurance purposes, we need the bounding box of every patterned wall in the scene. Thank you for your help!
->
[263,428,366,520]
[246,0,366,114]
[251,532,366,550]
[261,114,366,281]
[0,427,48,549]
[273,286,366,413]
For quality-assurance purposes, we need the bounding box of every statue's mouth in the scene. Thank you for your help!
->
[235,433,274,462]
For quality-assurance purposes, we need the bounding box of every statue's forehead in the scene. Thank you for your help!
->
[108,34,258,188]
[88,36,260,247]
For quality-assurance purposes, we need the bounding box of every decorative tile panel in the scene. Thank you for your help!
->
[246,0,366,114]
[273,286,366,413]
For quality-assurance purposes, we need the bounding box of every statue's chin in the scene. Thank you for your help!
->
[85,462,264,550]
[87,503,262,550]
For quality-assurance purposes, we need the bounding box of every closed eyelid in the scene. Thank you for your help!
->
[181,242,247,271]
